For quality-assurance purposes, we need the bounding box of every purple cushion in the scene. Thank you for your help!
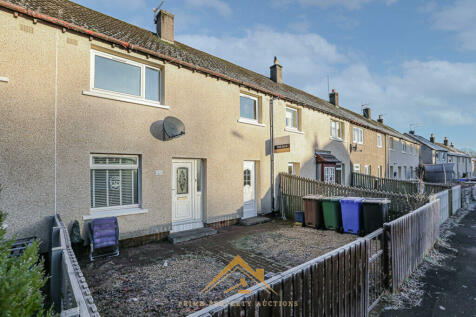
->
[90,217,119,249]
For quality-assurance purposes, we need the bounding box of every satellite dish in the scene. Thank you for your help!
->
[150,116,185,141]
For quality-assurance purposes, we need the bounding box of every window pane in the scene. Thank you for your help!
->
[197,162,201,192]
[240,96,256,120]
[121,169,134,205]
[286,108,297,128]
[93,169,107,208]
[121,157,137,165]
[94,55,141,96]
[177,167,189,194]
[108,170,121,206]
[145,67,160,101]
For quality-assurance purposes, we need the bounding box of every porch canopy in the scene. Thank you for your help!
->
[315,151,341,164]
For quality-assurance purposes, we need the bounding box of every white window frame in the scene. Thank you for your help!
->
[377,134,383,148]
[239,93,261,125]
[353,164,361,173]
[336,164,344,185]
[353,127,364,144]
[85,50,167,109]
[288,162,295,175]
[330,119,343,140]
[324,166,336,184]
[364,165,371,175]
[90,154,140,212]
[389,137,394,151]
[285,106,299,131]
[402,141,407,153]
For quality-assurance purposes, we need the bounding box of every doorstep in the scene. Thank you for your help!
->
[239,216,272,226]
[167,227,217,244]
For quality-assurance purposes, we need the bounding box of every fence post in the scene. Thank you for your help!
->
[50,246,63,313]
[383,223,391,291]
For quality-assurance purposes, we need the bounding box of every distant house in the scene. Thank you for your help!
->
[405,132,449,165]
[435,138,473,179]
[384,125,420,180]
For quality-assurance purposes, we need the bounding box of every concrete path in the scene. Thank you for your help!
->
[381,205,476,317]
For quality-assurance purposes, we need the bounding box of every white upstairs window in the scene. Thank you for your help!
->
[377,134,383,148]
[240,94,259,123]
[330,120,343,140]
[90,50,162,105]
[90,155,139,210]
[285,107,299,130]
[353,127,364,144]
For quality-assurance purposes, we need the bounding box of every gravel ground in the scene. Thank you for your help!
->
[233,225,358,267]
[82,253,243,316]
[81,221,358,316]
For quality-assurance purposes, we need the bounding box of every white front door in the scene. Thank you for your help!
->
[243,161,257,219]
[172,159,203,232]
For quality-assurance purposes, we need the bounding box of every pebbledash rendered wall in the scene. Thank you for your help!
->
[0,8,374,249]
[0,9,272,249]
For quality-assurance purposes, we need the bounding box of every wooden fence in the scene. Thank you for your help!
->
[189,198,454,317]
[384,200,440,293]
[351,172,419,195]
[430,190,450,224]
[189,237,372,317]
[280,173,428,221]
[351,172,451,195]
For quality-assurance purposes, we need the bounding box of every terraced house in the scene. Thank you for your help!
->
[0,0,421,249]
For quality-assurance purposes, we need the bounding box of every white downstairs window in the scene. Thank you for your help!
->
[90,155,139,210]
[90,50,162,106]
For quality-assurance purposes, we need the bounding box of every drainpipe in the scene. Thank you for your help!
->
[269,97,276,215]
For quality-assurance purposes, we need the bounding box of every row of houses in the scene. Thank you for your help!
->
[0,0,473,249]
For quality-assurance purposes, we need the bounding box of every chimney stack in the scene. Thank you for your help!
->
[155,10,174,43]
[450,142,454,148]
[430,133,435,143]
[362,107,371,119]
[270,57,283,84]
[409,130,415,135]
[444,137,449,146]
[378,114,383,123]
[329,89,339,107]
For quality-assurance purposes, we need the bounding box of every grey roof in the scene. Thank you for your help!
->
[404,134,448,152]
[1,0,416,143]
[435,143,471,157]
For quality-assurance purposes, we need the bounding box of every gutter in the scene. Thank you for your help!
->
[0,0,404,138]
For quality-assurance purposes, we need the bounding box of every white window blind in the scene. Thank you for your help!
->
[90,155,139,210]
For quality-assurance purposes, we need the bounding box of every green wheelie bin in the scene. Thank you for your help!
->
[322,197,344,232]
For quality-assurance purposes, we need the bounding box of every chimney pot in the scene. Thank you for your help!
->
[329,89,339,107]
[450,142,454,148]
[430,133,435,143]
[362,107,371,120]
[444,137,448,146]
[409,130,415,135]
[270,56,283,83]
[378,114,383,123]
[155,10,174,43]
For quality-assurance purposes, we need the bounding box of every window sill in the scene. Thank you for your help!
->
[237,118,266,127]
[83,208,148,220]
[0,77,8,83]
[285,127,304,134]
[330,137,343,142]
[82,90,170,109]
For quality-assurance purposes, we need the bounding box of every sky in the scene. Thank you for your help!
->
[74,0,476,151]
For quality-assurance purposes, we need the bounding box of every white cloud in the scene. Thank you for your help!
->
[178,26,476,147]
[184,0,232,17]
[432,0,476,51]
[178,25,346,82]
[273,0,397,10]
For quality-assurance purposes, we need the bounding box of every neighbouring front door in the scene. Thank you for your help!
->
[172,159,203,232]
[243,161,257,219]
